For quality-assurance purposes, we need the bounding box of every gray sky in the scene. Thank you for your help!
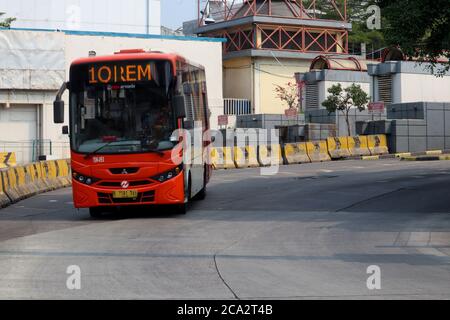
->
[161,0,197,29]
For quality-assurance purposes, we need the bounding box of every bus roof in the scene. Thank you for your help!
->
[71,50,205,71]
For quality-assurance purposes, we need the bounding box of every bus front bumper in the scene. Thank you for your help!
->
[72,173,185,208]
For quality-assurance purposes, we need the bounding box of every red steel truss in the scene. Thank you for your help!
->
[216,24,348,54]
[198,0,349,55]
[198,0,348,26]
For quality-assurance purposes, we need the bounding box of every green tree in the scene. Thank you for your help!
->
[376,0,450,75]
[0,12,15,28]
[322,83,370,136]
[315,0,386,56]
[347,0,386,56]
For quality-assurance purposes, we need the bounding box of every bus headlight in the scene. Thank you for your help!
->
[73,172,99,185]
[151,165,183,183]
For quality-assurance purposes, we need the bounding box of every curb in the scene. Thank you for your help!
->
[401,154,450,162]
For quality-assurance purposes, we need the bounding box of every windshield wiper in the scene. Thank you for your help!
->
[84,141,115,159]
[84,143,166,159]
[147,148,165,157]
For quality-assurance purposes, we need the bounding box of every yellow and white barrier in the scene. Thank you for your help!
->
[306,141,331,162]
[258,145,283,167]
[246,146,260,168]
[348,136,371,156]
[327,137,351,159]
[284,143,310,164]
[0,159,72,206]
[0,171,10,208]
[367,134,389,155]
[0,152,17,169]
[210,147,236,170]
[234,146,259,168]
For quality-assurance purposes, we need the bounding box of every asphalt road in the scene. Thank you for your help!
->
[0,159,449,299]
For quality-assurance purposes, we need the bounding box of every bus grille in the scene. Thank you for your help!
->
[98,180,153,188]
[97,191,155,204]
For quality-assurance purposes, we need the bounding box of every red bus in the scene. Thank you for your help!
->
[53,49,212,217]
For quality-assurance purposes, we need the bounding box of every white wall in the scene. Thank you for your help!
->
[0,0,161,34]
[393,73,450,104]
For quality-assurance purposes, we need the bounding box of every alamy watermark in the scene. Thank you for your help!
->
[66,265,81,290]
[170,128,281,176]
[366,5,382,30]
[366,265,382,290]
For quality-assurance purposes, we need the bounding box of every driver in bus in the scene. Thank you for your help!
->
[141,105,171,149]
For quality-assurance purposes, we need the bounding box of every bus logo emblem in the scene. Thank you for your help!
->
[121,181,130,189]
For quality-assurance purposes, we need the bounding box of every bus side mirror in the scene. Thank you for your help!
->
[54,81,69,124]
[62,125,69,135]
[173,95,186,119]
[54,100,65,124]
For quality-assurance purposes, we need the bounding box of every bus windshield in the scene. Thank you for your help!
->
[69,60,177,155]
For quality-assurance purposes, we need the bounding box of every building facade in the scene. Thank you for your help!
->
[0,0,161,34]
[369,61,450,105]
[197,0,352,117]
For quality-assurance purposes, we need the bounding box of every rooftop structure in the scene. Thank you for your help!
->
[197,0,351,60]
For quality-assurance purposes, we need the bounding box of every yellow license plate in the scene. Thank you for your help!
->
[112,190,139,199]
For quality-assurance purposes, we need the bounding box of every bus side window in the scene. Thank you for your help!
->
[182,64,195,128]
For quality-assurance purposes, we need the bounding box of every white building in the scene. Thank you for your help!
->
[296,56,371,111]
[0,29,224,164]
[0,0,161,34]
[296,56,380,136]
[368,61,450,105]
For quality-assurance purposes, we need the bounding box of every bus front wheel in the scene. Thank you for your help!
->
[193,166,207,201]
[193,186,206,201]
[89,207,103,218]
[176,175,191,215]
[175,203,188,215]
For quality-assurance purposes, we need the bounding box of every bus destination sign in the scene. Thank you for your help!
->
[88,62,152,84]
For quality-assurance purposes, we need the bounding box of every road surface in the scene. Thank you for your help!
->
[0,159,449,299]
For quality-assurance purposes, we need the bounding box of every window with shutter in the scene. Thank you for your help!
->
[378,75,392,105]
[306,83,319,109]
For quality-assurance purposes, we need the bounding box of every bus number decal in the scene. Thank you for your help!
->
[89,64,152,84]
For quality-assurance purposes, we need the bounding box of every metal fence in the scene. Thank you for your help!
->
[0,140,70,165]
[224,98,252,116]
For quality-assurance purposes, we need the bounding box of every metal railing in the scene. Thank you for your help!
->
[224,98,252,115]
[0,140,70,165]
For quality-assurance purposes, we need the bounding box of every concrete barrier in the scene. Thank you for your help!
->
[41,160,63,190]
[246,146,260,168]
[234,147,246,168]
[234,146,259,168]
[327,137,351,159]
[367,134,389,155]
[56,160,72,187]
[306,141,331,162]
[26,163,51,192]
[348,136,371,156]
[3,164,47,202]
[210,147,236,170]
[0,152,17,169]
[210,148,221,170]
[258,145,283,167]
[284,143,311,164]
[2,167,23,202]
[0,171,11,208]
[0,159,72,207]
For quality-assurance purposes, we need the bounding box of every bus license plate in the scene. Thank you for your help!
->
[112,190,138,199]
